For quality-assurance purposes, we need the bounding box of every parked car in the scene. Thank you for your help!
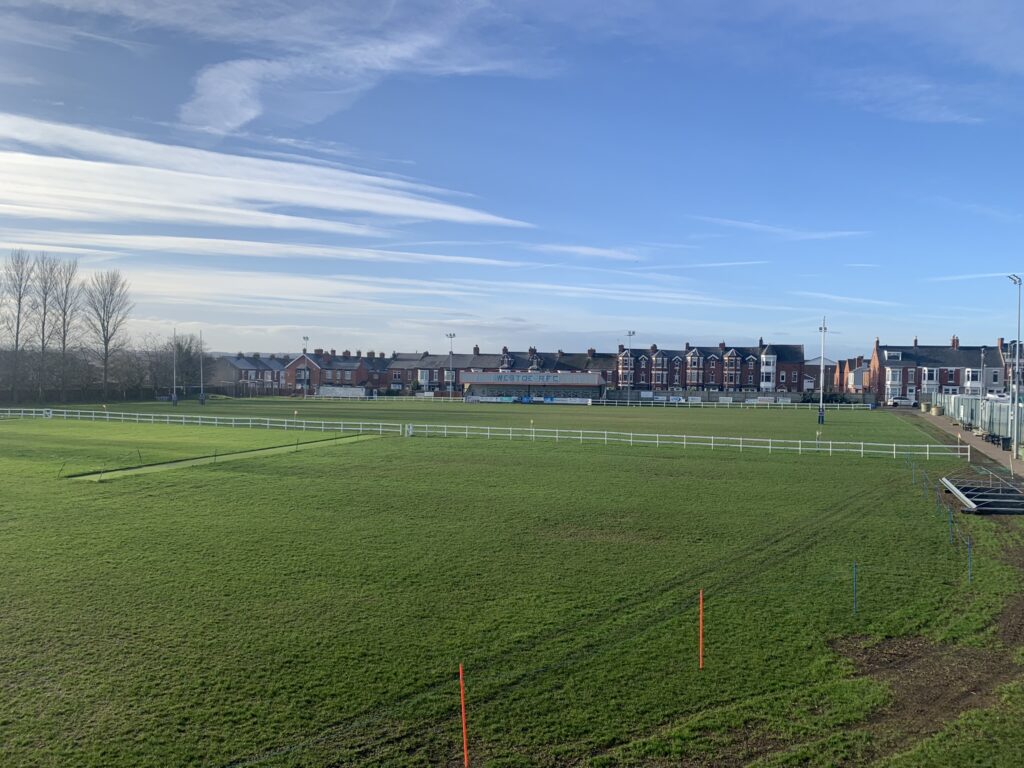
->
[887,396,918,407]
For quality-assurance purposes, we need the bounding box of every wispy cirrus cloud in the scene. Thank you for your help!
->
[926,271,1023,282]
[525,243,641,261]
[792,290,898,306]
[13,1,539,134]
[928,196,1023,223]
[632,260,769,271]
[0,230,528,268]
[823,70,986,124]
[0,113,529,234]
[692,215,867,240]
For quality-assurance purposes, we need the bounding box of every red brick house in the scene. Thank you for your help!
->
[870,335,1006,402]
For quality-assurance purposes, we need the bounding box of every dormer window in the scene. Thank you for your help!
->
[884,350,902,361]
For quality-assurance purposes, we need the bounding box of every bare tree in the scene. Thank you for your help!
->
[83,269,133,399]
[31,253,59,400]
[53,258,83,402]
[1,249,35,403]
[141,332,173,395]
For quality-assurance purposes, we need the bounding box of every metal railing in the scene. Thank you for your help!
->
[1,408,967,460]
[407,423,968,459]
[0,408,403,435]
[588,400,869,409]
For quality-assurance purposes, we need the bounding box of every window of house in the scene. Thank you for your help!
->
[344,370,352,381]
[993,370,999,383]
[761,371,772,383]
[779,371,786,383]
[748,374,753,384]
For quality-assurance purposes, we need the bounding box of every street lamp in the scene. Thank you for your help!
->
[626,330,636,404]
[980,346,986,398]
[445,332,456,398]
[818,316,827,425]
[1010,275,1022,472]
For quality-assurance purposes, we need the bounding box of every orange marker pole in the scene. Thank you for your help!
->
[698,590,704,670]
[459,663,469,767]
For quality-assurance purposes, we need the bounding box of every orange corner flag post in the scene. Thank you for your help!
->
[459,663,469,767]
[698,590,704,670]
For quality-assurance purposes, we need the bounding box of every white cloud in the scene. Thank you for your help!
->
[0,230,528,268]
[824,70,986,124]
[926,271,1023,282]
[525,243,641,261]
[0,113,530,233]
[692,215,867,240]
[9,1,535,133]
[632,260,770,271]
[792,290,898,306]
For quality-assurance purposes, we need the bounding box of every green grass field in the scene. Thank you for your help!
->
[67,396,936,444]
[1,411,1021,767]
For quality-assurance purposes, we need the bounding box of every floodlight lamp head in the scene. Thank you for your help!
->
[1010,274,1022,285]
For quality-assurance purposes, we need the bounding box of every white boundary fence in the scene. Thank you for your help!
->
[309,395,868,409]
[0,408,967,460]
[407,424,968,460]
[0,408,402,435]
[589,400,869,409]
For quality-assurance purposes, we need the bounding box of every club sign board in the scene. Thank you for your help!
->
[460,372,604,386]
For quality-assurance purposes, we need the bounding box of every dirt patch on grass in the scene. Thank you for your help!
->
[832,635,1019,750]
[997,543,1024,649]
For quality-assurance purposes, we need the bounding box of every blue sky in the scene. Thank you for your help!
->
[2,1,1024,358]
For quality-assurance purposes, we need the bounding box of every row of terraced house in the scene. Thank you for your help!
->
[213,333,1023,402]
[864,335,1020,403]
[214,340,810,399]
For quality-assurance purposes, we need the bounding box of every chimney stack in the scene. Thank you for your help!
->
[502,345,509,354]
[473,344,480,355]
[758,337,764,348]
[618,344,625,354]
[528,345,537,355]
[951,335,959,350]
[719,341,726,351]
[379,351,385,359]
[587,347,596,357]
[343,349,351,358]
[366,350,374,359]
[314,348,324,356]
[684,342,691,351]
[356,350,362,358]
[912,336,918,348]
[650,343,658,353]
[998,337,1005,350]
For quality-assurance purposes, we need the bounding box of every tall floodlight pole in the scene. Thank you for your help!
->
[818,317,827,425]
[1010,275,1022,474]
[301,335,309,394]
[626,330,636,404]
[446,332,456,398]
[199,330,206,404]
[980,346,985,397]
[172,327,178,406]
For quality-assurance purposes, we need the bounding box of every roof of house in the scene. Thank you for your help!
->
[878,344,994,369]
[220,354,287,372]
